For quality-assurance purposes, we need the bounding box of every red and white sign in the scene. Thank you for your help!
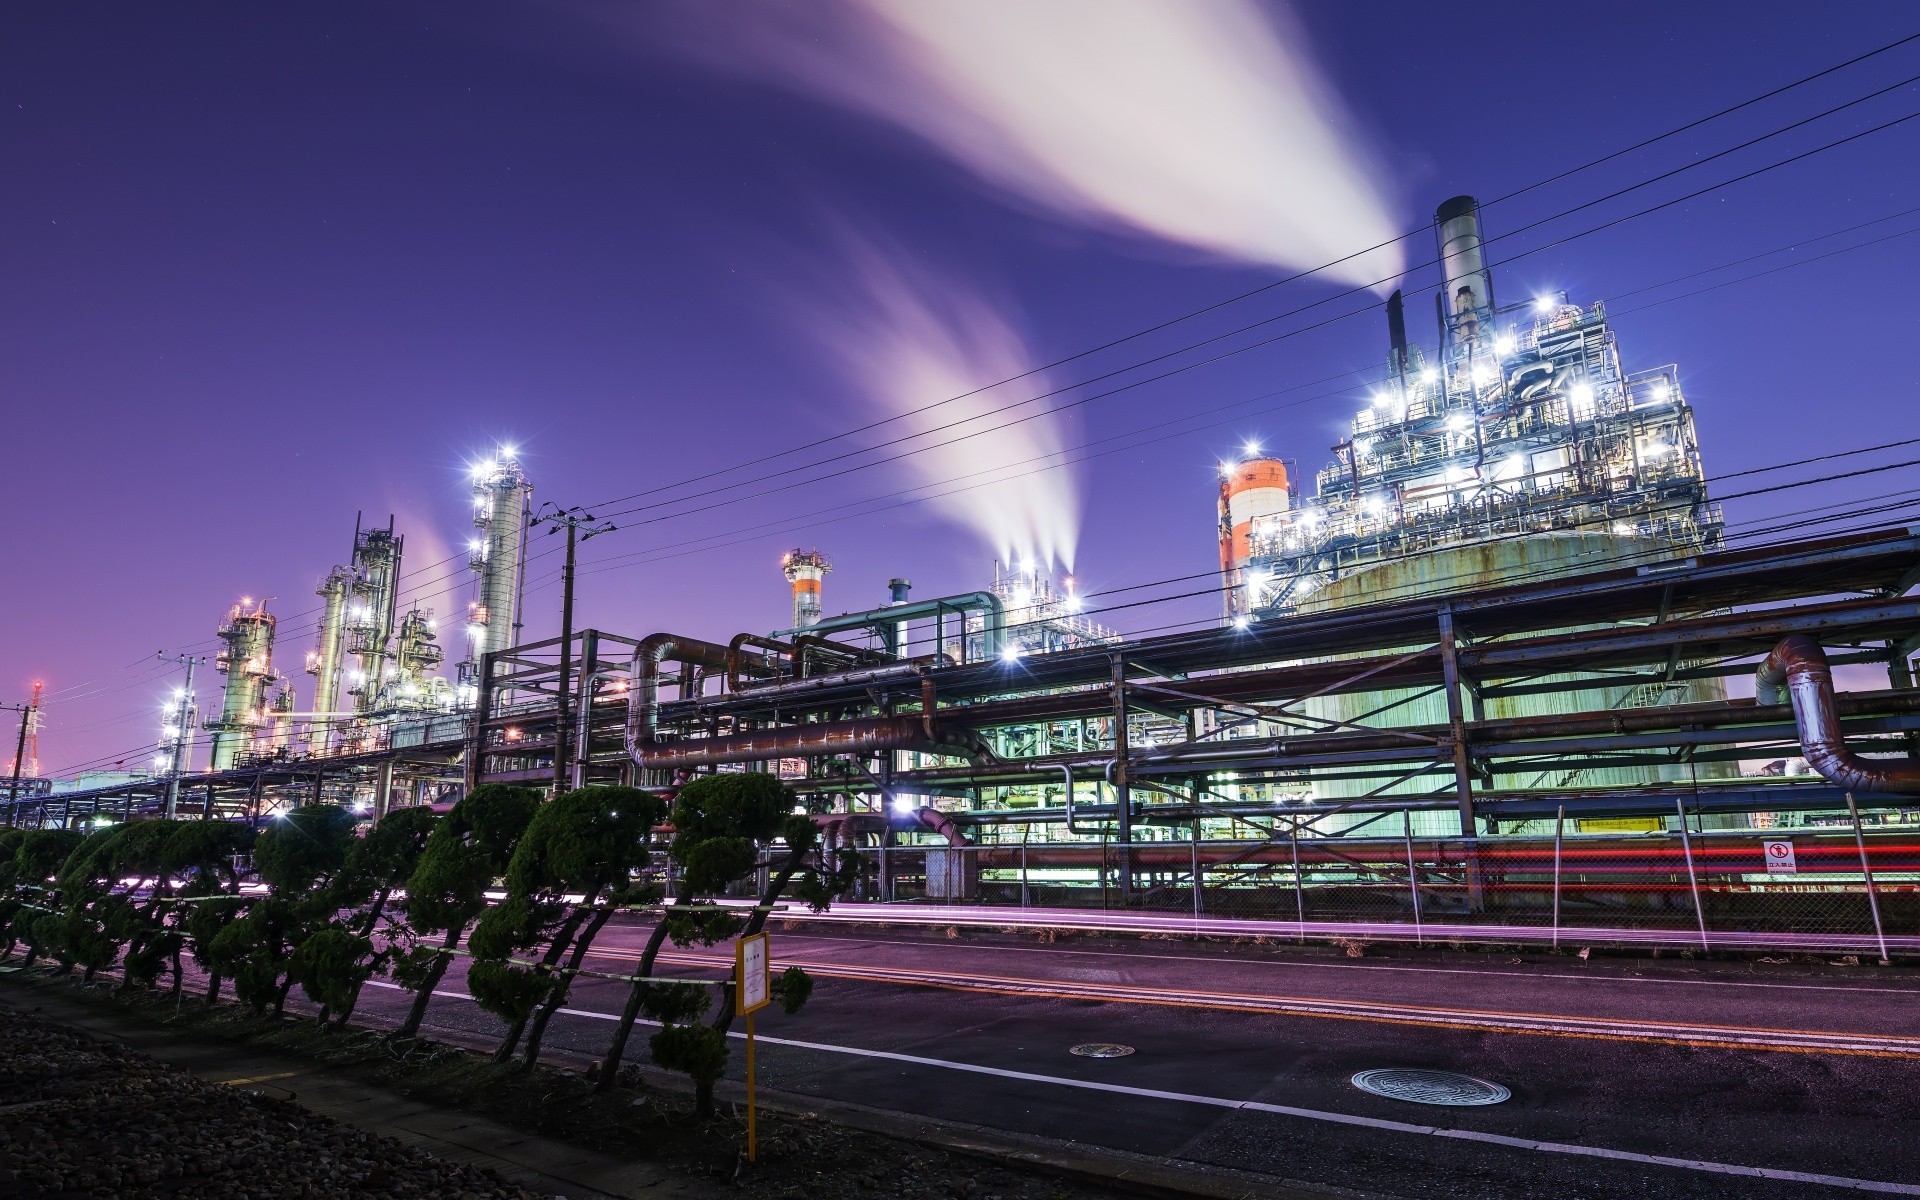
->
[1763,840,1797,875]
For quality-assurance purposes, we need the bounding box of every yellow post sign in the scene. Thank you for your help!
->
[735,933,771,1161]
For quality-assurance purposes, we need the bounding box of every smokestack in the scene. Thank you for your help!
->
[1217,456,1292,620]
[888,578,912,604]
[1434,195,1494,346]
[1386,289,1410,383]
[782,549,831,629]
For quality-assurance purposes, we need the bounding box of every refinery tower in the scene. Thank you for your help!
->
[1223,196,1725,815]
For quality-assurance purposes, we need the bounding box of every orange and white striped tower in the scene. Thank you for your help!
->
[1218,457,1291,621]
[781,549,831,629]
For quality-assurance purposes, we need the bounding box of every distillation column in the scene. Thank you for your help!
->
[466,451,532,677]
[305,565,352,752]
[207,598,280,770]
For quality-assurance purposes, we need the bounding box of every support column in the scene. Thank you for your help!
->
[374,759,395,821]
[1110,654,1133,902]
[1436,606,1476,835]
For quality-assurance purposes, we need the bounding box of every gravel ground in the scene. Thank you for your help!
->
[0,1005,543,1199]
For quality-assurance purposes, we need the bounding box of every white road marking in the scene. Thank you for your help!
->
[362,980,1920,1194]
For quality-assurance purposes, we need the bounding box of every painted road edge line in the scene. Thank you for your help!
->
[363,980,1920,1195]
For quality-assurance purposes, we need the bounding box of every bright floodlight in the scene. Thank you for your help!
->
[891,795,916,814]
[1533,295,1556,314]
[1493,334,1516,357]
[1419,367,1439,385]
[500,444,516,458]
[1232,614,1251,630]
[1000,646,1022,664]
[1243,439,1261,455]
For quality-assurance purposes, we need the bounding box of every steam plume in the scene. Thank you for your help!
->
[658,0,1403,285]
[797,237,1080,571]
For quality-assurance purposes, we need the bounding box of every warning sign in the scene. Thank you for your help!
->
[1763,840,1797,875]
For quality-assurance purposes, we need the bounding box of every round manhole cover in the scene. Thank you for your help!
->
[1070,1043,1135,1058]
[1351,1068,1510,1106]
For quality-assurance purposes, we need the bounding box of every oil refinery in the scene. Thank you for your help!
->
[11,197,1919,925]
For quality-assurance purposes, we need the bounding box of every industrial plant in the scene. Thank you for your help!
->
[11,198,1918,930]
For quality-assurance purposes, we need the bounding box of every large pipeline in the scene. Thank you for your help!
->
[1756,635,1920,795]
[628,636,984,773]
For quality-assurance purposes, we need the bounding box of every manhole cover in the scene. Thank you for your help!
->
[1350,1068,1510,1106]
[1070,1043,1135,1058]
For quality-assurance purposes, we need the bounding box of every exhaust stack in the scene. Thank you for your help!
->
[1434,195,1494,346]
[783,548,831,629]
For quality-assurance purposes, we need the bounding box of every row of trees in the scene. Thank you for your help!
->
[0,774,849,1115]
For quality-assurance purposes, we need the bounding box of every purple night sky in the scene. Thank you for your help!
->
[3,2,1915,776]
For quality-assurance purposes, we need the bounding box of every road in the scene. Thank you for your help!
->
[344,917,1920,1199]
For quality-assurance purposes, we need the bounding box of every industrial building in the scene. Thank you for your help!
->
[11,198,1919,935]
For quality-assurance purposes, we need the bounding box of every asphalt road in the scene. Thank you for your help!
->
[344,918,1920,1199]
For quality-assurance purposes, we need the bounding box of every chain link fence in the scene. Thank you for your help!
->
[855,802,1920,955]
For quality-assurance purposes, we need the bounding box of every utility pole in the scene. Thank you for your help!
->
[3,686,38,829]
[530,505,614,794]
[157,652,205,818]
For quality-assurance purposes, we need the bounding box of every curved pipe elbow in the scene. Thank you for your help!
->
[1757,634,1920,795]
[912,805,971,847]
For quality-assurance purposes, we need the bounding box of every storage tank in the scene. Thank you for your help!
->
[1218,456,1291,621]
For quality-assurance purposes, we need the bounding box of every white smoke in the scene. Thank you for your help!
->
[648,0,1403,286]
[796,236,1080,571]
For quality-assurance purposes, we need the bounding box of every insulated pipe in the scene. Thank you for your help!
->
[911,806,970,847]
[623,634,736,757]
[775,591,1006,661]
[633,715,959,772]
[1026,761,1089,835]
[628,641,981,772]
[725,633,793,693]
[1756,635,1920,795]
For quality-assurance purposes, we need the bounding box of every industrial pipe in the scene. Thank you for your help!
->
[775,590,1006,661]
[1756,635,1920,795]
[910,806,970,847]
[628,639,984,773]
[726,633,793,693]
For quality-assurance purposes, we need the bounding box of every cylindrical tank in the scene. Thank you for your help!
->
[783,549,831,629]
[1218,457,1291,619]
[306,565,351,751]
[1295,533,1732,832]
[347,525,403,713]
[472,454,531,660]
[1435,195,1493,344]
[208,599,278,770]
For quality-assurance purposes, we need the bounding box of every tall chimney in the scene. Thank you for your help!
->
[782,549,831,629]
[1386,289,1410,385]
[1434,195,1494,346]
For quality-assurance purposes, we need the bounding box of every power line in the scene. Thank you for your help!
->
[572,30,1920,516]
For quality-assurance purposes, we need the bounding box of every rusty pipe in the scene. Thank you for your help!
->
[911,805,970,847]
[632,715,962,772]
[1756,635,1920,795]
[623,633,737,761]
[726,633,793,693]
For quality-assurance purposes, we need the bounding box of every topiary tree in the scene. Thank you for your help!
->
[4,829,85,966]
[466,786,665,1065]
[219,805,360,1015]
[391,784,541,1039]
[313,805,439,1028]
[157,821,254,1001]
[596,772,853,1112]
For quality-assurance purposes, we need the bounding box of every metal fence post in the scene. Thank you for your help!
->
[1847,793,1892,966]
[1552,804,1564,950]
[1020,841,1030,909]
[1404,810,1423,944]
[1675,798,1710,952]
[1290,828,1305,942]
[1190,823,1202,918]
